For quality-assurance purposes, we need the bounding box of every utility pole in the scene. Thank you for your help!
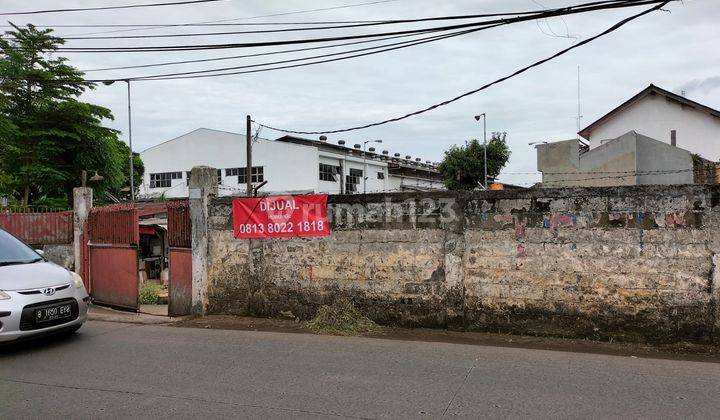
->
[100,79,135,201]
[246,115,252,196]
[474,113,487,189]
[362,139,382,194]
[126,80,134,202]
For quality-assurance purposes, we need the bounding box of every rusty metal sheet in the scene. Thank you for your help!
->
[89,204,139,245]
[89,244,139,311]
[168,247,192,316]
[0,211,73,246]
[135,202,168,218]
[167,200,191,248]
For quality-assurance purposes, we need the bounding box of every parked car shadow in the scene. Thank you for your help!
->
[0,327,83,356]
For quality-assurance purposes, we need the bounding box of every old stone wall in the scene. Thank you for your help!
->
[202,185,720,343]
[42,244,75,270]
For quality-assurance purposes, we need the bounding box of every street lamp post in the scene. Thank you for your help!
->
[474,114,487,189]
[363,139,382,194]
[102,79,134,202]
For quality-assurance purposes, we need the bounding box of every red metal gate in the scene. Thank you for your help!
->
[88,204,139,311]
[167,200,192,316]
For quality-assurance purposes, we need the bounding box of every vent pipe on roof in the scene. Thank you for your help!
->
[382,150,389,155]
[354,144,361,149]
[338,140,345,145]
[319,135,327,142]
[368,147,376,152]
[394,153,401,157]
[405,155,412,160]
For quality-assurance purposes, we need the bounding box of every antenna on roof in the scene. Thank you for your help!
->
[576,65,583,137]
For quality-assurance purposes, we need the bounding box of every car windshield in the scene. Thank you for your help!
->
[0,230,43,266]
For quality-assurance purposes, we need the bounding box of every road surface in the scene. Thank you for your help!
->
[1,321,719,419]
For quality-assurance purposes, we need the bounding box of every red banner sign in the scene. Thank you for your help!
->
[232,194,331,239]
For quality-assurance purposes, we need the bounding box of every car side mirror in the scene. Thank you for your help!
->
[35,249,45,256]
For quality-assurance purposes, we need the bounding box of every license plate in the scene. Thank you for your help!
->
[35,304,72,323]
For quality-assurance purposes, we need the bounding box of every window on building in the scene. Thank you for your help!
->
[150,172,181,188]
[377,172,385,180]
[186,171,191,186]
[237,166,264,184]
[346,168,363,193]
[319,163,340,182]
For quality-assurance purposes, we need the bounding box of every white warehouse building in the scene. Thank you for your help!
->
[138,128,444,198]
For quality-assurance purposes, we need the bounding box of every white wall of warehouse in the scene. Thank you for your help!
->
[139,128,318,198]
[139,128,444,198]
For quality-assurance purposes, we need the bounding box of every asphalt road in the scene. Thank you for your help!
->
[1,321,719,419]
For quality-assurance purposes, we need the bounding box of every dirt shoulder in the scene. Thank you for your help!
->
[173,315,720,363]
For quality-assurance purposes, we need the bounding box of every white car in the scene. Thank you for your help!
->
[0,229,89,343]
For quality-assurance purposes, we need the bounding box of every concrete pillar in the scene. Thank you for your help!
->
[443,196,466,329]
[73,187,92,276]
[712,253,720,344]
[189,166,218,315]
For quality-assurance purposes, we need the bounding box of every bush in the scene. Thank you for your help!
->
[139,282,161,305]
[306,298,379,336]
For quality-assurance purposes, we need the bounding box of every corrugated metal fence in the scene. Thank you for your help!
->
[88,204,139,245]
[0,211,74,245]
[167,200,191,248]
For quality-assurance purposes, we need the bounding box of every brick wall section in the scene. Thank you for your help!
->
[203,185,720,343]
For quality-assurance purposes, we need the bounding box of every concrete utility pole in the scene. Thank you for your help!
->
[475,113,487,189]
[246,115,252,196]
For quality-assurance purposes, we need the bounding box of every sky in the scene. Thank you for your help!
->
[2,0,719,186]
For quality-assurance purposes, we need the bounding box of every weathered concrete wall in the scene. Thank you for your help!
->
[42,244,74,270]
[202,185,720,343]
[537,132,693,187]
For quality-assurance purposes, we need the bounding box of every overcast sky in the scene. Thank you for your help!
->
[3,0,718,186]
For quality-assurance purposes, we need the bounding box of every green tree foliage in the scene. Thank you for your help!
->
[438,132,511,190]
[0,24,143,206]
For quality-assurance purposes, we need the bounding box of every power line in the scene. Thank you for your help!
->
[502,168,695,176]
[133,26,493,80]
[33,20,501,53]
[253,1,671,135]
[0,0,227,16]
[57,19,490,41]
[1,0,673,84]
[27,1,665,53]
[80,31,434,72]
[0,0,628,30]
[539,168,696,185]
[19,2,621,40]
[27,0,402,37]
[57,2,654,79]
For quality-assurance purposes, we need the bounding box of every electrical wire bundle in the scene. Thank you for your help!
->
[0,0,678,134]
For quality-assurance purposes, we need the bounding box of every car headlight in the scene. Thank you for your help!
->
[71,272,85,289]
[0,290,10,300]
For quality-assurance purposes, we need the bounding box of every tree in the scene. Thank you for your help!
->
[438,132,511,191]
[0,24,140,207]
